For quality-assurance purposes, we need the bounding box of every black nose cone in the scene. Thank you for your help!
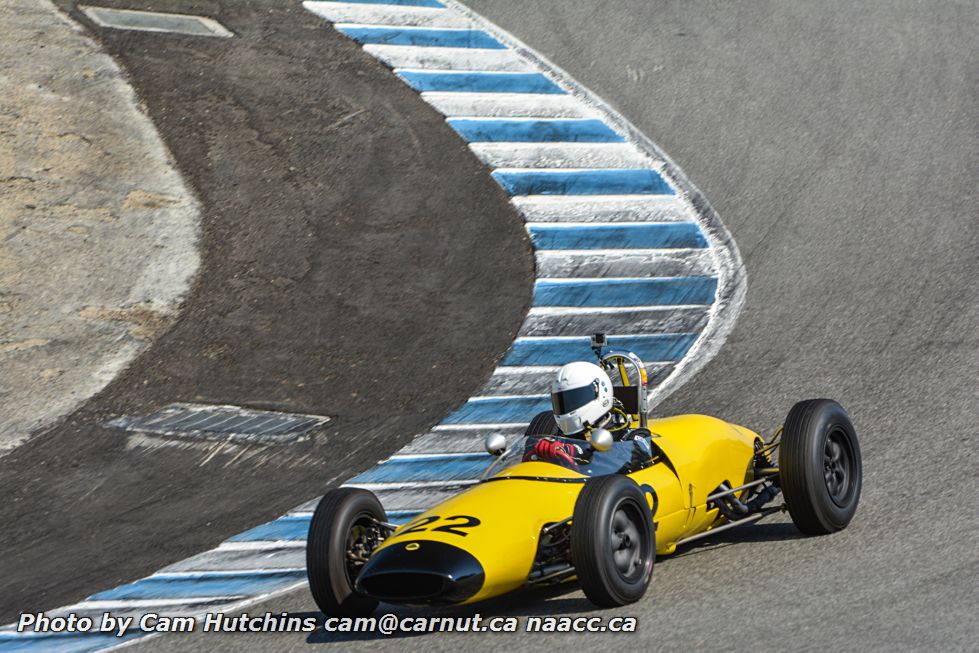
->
[355,540,484,606]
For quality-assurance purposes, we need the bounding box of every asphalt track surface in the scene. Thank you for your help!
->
[6,0,976,650]
[0,0,531,621]
[134,1,976,650]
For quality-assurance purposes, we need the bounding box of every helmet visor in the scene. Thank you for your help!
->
[551,382,598,416]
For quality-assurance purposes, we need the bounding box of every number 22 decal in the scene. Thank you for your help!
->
[395,515,481,537]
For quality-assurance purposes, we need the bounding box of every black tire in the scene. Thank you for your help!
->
[526,410,558,436]
[780,399,862,535]
[306,487,386,617]
[571,475,655,607]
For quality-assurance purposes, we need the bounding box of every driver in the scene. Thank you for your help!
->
[522,361,654,470]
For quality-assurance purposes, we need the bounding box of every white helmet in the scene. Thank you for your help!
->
[550,361,613,436]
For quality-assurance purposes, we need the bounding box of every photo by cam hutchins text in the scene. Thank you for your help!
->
[16,612,320,637]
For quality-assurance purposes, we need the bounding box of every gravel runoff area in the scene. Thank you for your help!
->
[0,0,200,452]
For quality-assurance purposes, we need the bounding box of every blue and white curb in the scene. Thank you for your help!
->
[0,1,744,650]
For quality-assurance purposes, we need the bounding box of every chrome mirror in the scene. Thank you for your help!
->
[590,428,613,452]
[484,433,507,456]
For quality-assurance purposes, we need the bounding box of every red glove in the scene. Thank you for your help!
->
[532,438,577,466]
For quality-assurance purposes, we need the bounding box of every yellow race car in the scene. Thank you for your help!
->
[306,338,862,614]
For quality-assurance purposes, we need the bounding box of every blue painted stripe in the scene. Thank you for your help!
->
[226,506,428,542]
[533,277,717,307]
[0,633,142,653]
[448,118,621,143]
[228,515,309,542]
[387,510,422,524]
[337,27,504,49]
[443,395,551,425]
[502,334,699,367]
[87,570,306,601]
[398,71,563,94]
[347,454,493,484]
[529,223,706,250]
[225,509,420,543]
[494,169,673,196]
[331,0,445,7]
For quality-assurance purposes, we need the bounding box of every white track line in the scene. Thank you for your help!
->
[365,45,534,71]
[471,142,656,168]
[425,91,594,117]
[304,2,472,28]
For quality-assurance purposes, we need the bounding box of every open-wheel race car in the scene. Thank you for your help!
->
[306,334,862,614]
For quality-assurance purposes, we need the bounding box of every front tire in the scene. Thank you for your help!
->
[571,475,654,607]
[779,399,862,535]
[306,488,386,617]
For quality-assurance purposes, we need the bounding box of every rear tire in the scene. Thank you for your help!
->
[780,399,862,535]
[306,488,385,616]
[571,475,654,607]
[526,410,558,436]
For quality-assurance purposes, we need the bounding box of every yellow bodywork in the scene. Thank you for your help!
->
[373,414,762,604]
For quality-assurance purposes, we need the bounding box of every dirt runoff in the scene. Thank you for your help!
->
[0,0,200,452]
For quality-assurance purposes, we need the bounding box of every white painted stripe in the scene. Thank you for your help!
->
[519,306,709,338]
[478,369,553,396]
[149,570,292,579]
[342,479,480,490]
[471,142,656,169]
[427,114,590,122]
[533,275,685,283]
[512,194,692,222]
[162,548,307,574]
[146,569,305,580]
[465,392,547,401]
[387,451,490,460]
[536,249,717,278]
[526,304,710,314]
[479,362,674,396]
[216,541,307,551]
[532,304,708,313]
[496,165,657,173]
[72,597,243,610]
[512,332,681,342]
[525,220,687,228]
[364,44,533,71]
[306,5,473,28]
[467,393,548,401]
[533,247,704,255]
[423,91,594,118]
[490,365,561,374]
[333,22,477,31]
[432,422,525,430]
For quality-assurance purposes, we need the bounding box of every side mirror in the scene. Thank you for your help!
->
[484,433,507,456]
[590,428,613,452]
